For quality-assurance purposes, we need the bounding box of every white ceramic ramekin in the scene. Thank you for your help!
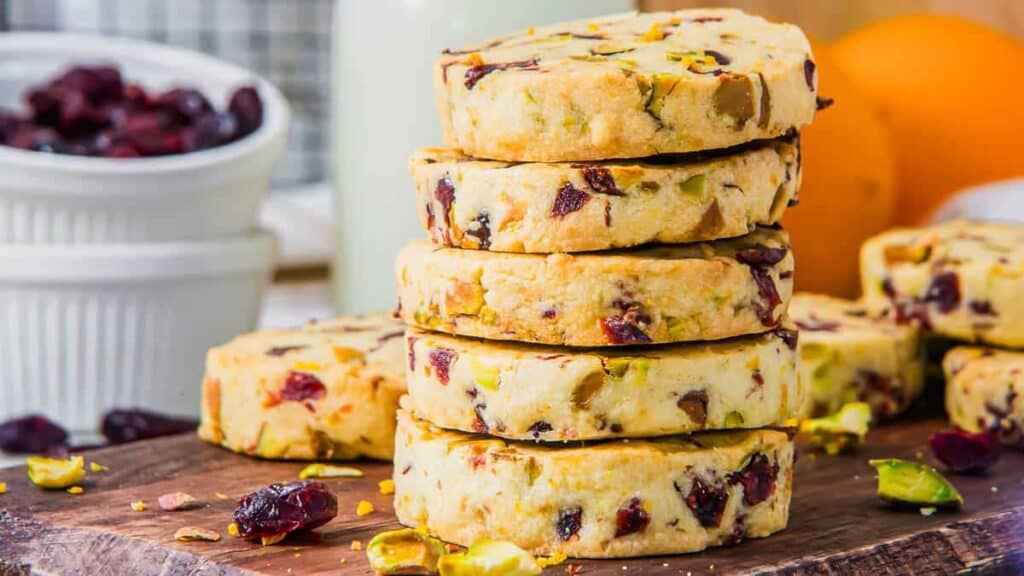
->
[0,232,276,431]
[0,33,290,244]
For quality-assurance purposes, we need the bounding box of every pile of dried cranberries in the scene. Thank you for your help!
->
[0,65,263,158]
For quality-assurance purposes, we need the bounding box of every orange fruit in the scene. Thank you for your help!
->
[832,15,1024,224]
[783,40,897,298]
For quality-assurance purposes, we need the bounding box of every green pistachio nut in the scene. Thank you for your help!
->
[438,540,542,576]
[367,528,446,575]
[26,455,85,489]
[801,401,872,455]
[869,459,963,509]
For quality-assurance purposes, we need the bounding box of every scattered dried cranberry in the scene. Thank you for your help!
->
[929,428,1000,474]
[464,58,540,90]
[465,212,492,249]
[280,372,327,403]
[924,272,961,314]
[580,166,622,196]
[614,497,650,537]
[0,65,262,158]
[428,348,457,385]
[233,481,338,541]
[556,507,583,541]
[551,182,591,218]
[0,414,68,454]
[101,409,198,444]
[434,176,456,228]
[680,477,728,528]
[736,245,787,267]
[600,315,652,345]
[728,453,778,506]
[969,300,997,316]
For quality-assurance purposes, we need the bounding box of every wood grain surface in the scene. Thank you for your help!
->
[1,417,1022,575]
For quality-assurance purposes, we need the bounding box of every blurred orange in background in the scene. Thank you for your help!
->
[784,40,897,298]
[831,14,1024,224]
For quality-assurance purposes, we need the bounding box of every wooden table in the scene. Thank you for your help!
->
[1,418,1021,575]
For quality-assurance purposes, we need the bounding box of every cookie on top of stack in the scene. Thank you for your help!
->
[393,8,819,558]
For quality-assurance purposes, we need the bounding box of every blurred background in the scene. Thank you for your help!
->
[0,1,1019,440]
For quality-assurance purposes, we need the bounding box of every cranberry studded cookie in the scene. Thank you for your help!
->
[861,220,1024,348]
[396,227,794,346]
[392,407,794,558]
[199,313,406,460]
[435,9,817,162]
[404,324,801,440]
[412,136,800,253]
[791,294,923,419]
[944,346,1024,448]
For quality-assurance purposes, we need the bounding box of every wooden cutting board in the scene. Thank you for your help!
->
[1,417,1022,576]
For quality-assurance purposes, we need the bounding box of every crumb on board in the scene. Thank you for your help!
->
[130,500,147,512]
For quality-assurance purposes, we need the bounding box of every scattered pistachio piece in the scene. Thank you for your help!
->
[379,478,396,496]
[174,527,221,542]
[227,522,241,538]
[66,486,84,495]
[299,463,364,480]
[367,528,446,575]
[869,459,963,509]
[438,540,542,576]
[89,462,108,473]
[0,481,7,494]
[158,491,200,511]
[130,500,147,512]
[26,455,85,490]
[920,507,937,517]
[215,492,229,500]
[351,540,363,551]
[261,533,287,547]
[537,550,568,568]
[356,500,375,516]
[800,402,872,455]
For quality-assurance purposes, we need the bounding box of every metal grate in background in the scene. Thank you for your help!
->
[1,0,333,190]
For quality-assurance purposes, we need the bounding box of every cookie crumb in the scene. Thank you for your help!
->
[89,462,108,473]
[356,500,374,516]
[130,500,147,512]
[66,486,84,495]
[174,527,221,542]
[378,478,395,495]
[158,492,199,511]
[350,540,363,551]
[0,481,8,494]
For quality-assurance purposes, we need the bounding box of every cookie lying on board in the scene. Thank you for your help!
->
[944,346,1024,448]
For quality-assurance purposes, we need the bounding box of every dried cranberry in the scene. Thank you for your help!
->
[969,300,997,316]
[435,176,456,228]
[614,497,650,537]
[472,404,489,433]
[736,245,787,267]
[774,327,798,350]
[406,336,418,371]
[924,272,961,313]
[428,348,456,385]
[541,308,558,319]
[929,428,1000,474]
[679,477,728,528]
[803,59,816,91]
[464,58,539,90]
[157,88,213,123]
[728,453,778,506]
[228,86,263,138]
[280,372,327,403]
[465,212,492,249]
[677,390,709,426]
[183,112,239,152]
[556,507,583,541]
[752,370,765,388]
[794,317,840,332]
[233,481,338,540]
[101,409,198,444]
[265,345,308,357]
[527,421,553,439]
[551,182,591,218]
[750,267,782,326]
[816,96,835,111]
[580,167,622,196]
[724,516,746,546]
[704,50,731,65]
[0,414,68,454]
[600,316,652,345]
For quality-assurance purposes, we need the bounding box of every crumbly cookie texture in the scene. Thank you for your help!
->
[404,324,801,440]
[393,408,793,558]
[861,220,1024,348]
[396,227,794,347]
[434,8,816,162]
[411,136,800,253]
[790,293,923,419]
[944,347,1024,448]
[199,313,406,461]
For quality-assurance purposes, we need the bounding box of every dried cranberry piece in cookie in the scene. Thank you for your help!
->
[924,272,961,314]
[614,497,650,537]
[233,481,338,542]
[728,453,779,506]
[428,348,457,385]
[556,506,583,541]
[551,182,591,218]
[600,316,652,345]
[280,372,327,402]
[680,477,728,528]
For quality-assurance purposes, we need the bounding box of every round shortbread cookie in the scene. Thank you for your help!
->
[396,227,794,347]
[861,220,1024,348]
[393,407,794,558]
[411,136,800,253]
[791,293,923,419]
[944,346,1024,448]
[199,313,406,461]
[434,8,817,162]
[404,324,801,441]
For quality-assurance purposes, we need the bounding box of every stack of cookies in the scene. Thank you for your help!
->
[392,8,818,558]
